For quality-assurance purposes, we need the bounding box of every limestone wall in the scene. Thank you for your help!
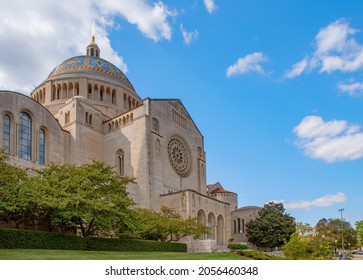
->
[148,99,207,198]
[0,91,68,166]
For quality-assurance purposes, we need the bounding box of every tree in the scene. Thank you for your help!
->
[0,151,36,228]
[134,206,208,241]
[355,220,363,248]
[283,233,309,259]
[314,218,356,249]
[246,202,295,249]
[295,222,313,237]
[32,161,135,237]
[312,239,331,259]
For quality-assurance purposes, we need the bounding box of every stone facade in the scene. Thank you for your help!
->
[0,37,259,250]
[230,206,261,247]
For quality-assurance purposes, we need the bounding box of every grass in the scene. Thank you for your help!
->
[0,249,247,260]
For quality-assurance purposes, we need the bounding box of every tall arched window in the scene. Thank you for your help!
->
[88,84,92,99]
[152,118,159,134]
[116,149,125,176]
[3,115,10,154]
[75,83,79,96]
[19,112,32,160]
[39,129,45,165]
[111,90,116,104]
[100,87,104,101]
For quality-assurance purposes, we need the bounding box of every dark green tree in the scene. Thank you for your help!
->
[246,202,295,249]
[32,161,135,237]
[0,150,36,228]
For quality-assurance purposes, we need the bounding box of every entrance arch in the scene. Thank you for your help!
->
[217,215,224,245]
[207,212,216,239]
[197,210,207,240]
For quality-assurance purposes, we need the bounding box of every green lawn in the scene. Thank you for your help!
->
[0,249,246,260]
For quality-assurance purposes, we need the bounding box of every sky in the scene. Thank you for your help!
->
[1,0,363,227]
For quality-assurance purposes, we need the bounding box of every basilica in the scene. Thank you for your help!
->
[0,36,259,251]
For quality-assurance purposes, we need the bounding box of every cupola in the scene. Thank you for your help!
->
[86,23,100,57]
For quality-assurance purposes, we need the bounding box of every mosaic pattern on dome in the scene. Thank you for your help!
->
[48,56,134,91]
[68,58,81,64]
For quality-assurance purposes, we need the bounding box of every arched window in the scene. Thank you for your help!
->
[43,88,46,102]
[85,112,88,124]
[88,84,92,99]
[111,90,116,104]
[52,85,56,101]
[57,84,61,99]
[68,83,73,98]
[152,118,159,134]
[100,89,104,101]
[39,129,45,165]
[89,114,92,125]
[18,112,32,160]
[75,83,79,96]
[116,149,125,176]
[123,94,127,110]
[3,115,11,154]
[106,87,111,103]
[62,83,67,99]
[65,111,70,124]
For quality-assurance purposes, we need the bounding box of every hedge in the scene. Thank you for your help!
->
[227,243,248,250]
[237,249,283,260]
[0,228,187,252]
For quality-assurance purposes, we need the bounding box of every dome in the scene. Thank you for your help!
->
[48,55,135,92]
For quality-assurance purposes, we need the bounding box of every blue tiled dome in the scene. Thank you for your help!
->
[48,56,135,91]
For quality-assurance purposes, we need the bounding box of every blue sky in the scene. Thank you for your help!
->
[1,0,363,227]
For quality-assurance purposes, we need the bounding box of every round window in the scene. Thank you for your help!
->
[167,136,191,176]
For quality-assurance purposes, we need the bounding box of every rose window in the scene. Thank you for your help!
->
[168,136,191,176]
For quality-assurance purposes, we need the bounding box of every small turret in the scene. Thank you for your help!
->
[86,22,100,57]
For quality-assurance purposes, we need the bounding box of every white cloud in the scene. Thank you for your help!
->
[180,24,198,45]
[338,82,363,96]
[293,115,363,162]
[0,0,175,93]
[226,52,268,77]
[286,19,363,78]
[284,57,308,79]
[282,193,347,210]
[99,0,176,42]
[204,0,217,13]
[315,19,357,55]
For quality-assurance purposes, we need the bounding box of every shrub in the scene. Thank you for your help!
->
[0,228,86,250]
[0,228,187,252]
[237,250,283,260]
[227,243,248,250]
[282,233,309,259]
